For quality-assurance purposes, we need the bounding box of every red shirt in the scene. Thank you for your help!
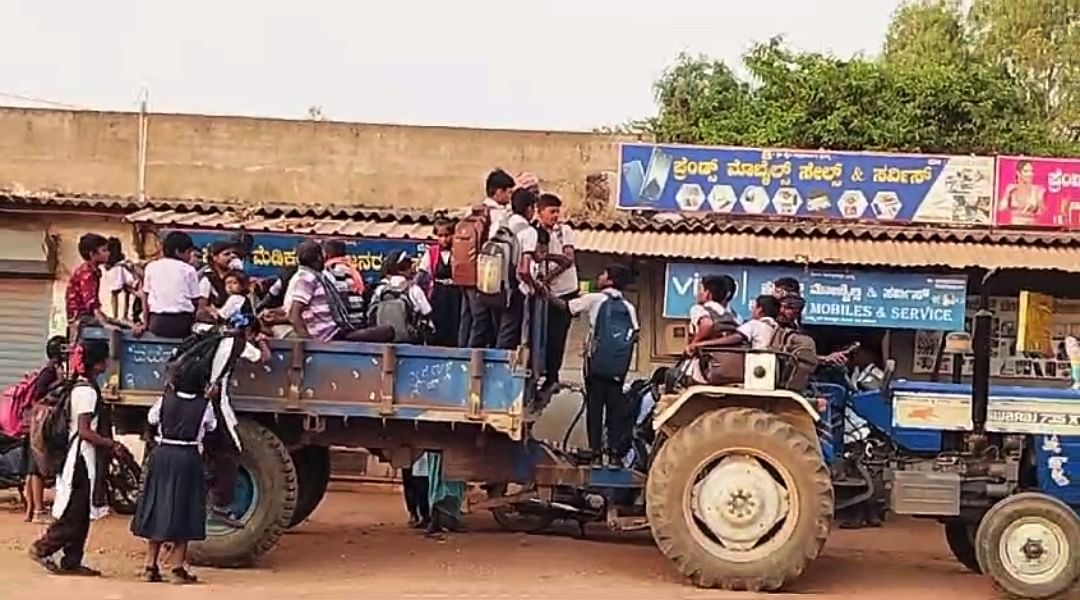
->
[66,261,102,322]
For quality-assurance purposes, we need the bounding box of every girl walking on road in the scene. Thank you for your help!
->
[131,357,217,584]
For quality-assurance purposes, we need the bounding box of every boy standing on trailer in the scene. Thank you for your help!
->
[548,264,639,464]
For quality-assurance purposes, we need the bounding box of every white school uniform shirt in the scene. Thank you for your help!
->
[545,224,579,297]
[53,384,108,520]
[209,337,264,450]
[567,289,640,355]
[737,316,778,350]
[373,276,433,316]
[147,391,218,450]
[688,301,728,336]
[482,197,509,240]
[142,257,200,314]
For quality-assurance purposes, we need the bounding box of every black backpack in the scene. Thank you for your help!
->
[28,378,94,476]
[167,330,246,393]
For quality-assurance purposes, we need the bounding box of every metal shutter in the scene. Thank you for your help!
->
[0,278,52,388]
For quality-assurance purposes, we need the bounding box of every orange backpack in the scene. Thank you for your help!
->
[451,205,492,287]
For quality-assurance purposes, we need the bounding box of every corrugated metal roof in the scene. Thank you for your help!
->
[573,229,1080,272]
[126,208,434,240]
[566,212,1080,245]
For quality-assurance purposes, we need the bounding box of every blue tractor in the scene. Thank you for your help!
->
[488,289,1080,599]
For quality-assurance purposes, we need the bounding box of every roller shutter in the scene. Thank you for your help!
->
[0,278,52,388]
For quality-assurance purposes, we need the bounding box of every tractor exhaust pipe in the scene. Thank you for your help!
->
[971,269,998,434]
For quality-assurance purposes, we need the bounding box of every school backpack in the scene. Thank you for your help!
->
[587,296,638,380]
[0,367,53,437]
[769,326,819,391]
[167,329,247,394]
[476,221,526,309]
[28,378,91,477]
[368,287,418,343]
[451,205,492,287]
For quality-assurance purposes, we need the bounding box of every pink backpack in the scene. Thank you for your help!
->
[0,368,49,437]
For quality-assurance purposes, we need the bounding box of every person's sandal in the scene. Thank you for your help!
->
[142,566,163,583]
[32,510,52,525]
[57,564,101,577]
[171,566,198,584]
[27,549,59,573]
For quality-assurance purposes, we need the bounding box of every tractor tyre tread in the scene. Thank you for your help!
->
[190,420,298,568]
[974,492,1080,600]
[943,520,981,574]
[645,407,833,592]
[288,445,331,528]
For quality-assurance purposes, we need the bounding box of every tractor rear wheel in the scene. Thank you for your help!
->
[944,520,981,574]
[646,407,833,592]
[288,445,331,527]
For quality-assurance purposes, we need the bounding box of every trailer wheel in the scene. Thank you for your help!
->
[944,520,981,574]
[975,492,1080,599]
[191,420,298,567]
[488,483,555,534]
[288,445,331,527]
[646,407,833,592]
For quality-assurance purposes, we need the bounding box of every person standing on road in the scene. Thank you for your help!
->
[29,340,124,577]
[131,356,217,584]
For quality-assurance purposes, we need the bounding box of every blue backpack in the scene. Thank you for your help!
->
[588,296,637,380]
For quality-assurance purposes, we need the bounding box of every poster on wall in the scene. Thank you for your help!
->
[663,263,967,331]
[913,296,1080,381]
[995,156,1080,229]
[179,231,427,280]
[616,143,995,226]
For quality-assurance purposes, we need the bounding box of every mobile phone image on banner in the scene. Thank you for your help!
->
[621,160,646,205]
[641,147,674,206]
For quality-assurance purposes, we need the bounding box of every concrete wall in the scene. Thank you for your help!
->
[0,108,632,212]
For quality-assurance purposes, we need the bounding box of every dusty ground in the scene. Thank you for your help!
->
[0,482,1072,600]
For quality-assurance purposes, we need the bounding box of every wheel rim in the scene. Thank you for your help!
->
[998,517,1070,585]
[207,466,259,536]
[685,448,796,563]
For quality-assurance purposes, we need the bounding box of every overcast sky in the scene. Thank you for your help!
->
[1,0,901,131]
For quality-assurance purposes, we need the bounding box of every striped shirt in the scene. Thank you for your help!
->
[285,268,339,342]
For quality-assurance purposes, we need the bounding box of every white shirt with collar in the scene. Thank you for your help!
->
[568,287,639,329]
[482,197,510,240]
[545,223,579,297]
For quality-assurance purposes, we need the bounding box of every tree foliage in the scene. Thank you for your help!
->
[649,1,1079,156]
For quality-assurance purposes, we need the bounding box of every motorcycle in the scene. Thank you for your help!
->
[0,432,142,515]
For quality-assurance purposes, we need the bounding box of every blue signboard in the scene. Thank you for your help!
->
[180,231,428,280]
[664,263,967,331]
[617,143,995,226]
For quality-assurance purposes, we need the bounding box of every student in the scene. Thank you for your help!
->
[690,295,779,353]
[29,340,124,576]
[688,275,737,348]
[104,237,142,324]
[370,251,433,343]
[534,193,578,391]
[142,232,202,338]
[495,188,539,350]
[18,336,67,523]
[549,264,638,463]
[198,240,244,320]
[131,357,217,584]
[402,453,431,529]
[463,169,517,348]
[65,233,135,339]
[204,313,271,527]
[323,239,366,328]
[418,219,461,347]
[193,270,252,333]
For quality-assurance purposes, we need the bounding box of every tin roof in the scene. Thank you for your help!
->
[125,206,1080,272]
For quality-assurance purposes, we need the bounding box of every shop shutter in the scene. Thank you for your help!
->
[0,278,52,388]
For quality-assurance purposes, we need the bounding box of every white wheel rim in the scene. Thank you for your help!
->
[998,516,1070,585]
[685,449,797,563]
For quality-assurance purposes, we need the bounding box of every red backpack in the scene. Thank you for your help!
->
[451,205,492,287]
[0,367,52,437]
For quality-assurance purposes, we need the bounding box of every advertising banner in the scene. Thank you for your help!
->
[617,143,994,226]
[995,156,1080,229]
[180,231,427,280]
[663,263,967,331]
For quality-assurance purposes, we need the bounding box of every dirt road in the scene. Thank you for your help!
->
[0,482,1067,599]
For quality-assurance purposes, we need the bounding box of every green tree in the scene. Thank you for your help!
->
[969,0,1080,136]
[883,0,968,68]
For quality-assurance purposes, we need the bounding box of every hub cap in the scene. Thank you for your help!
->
[691,455,790,556]
[999,517,1070,585]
